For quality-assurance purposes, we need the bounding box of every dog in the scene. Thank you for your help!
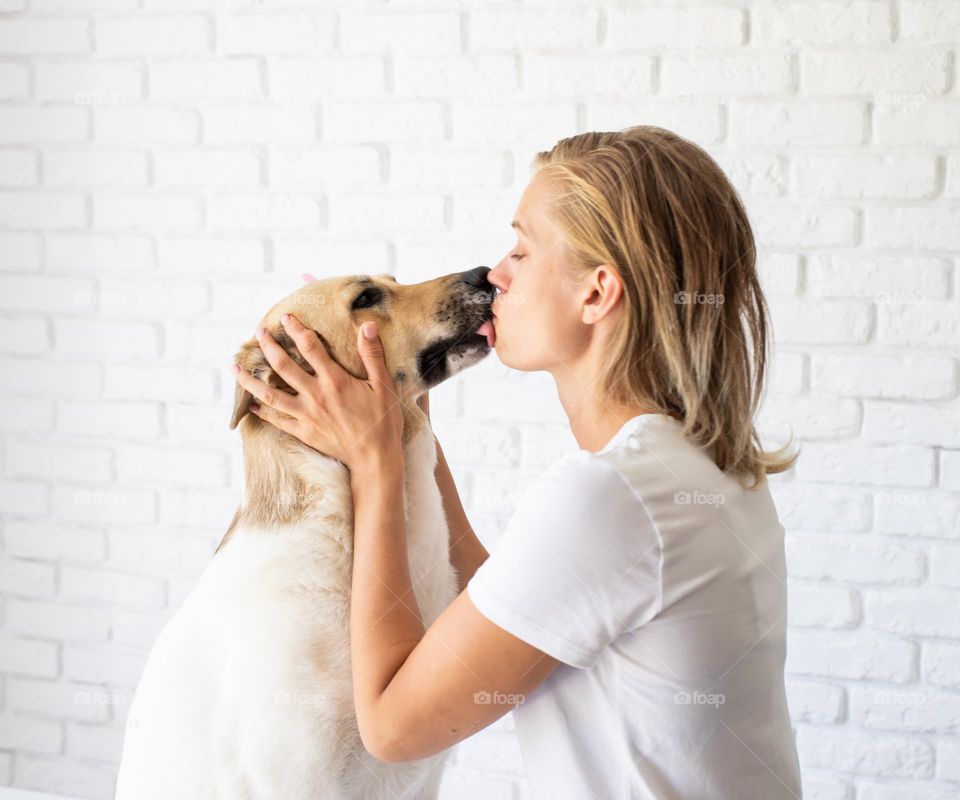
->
[115,267,497,799]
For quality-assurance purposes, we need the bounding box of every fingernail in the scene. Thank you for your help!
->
[232,364,239,375]
[280,313,290,325]
[363,321,377,340]
[249,403,260,414]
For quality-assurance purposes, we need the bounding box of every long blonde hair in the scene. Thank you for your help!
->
[533,125,798,489]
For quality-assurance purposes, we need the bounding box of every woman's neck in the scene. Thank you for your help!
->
[552,369,652,453]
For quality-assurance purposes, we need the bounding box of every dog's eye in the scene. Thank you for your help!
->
[351,288,382,310]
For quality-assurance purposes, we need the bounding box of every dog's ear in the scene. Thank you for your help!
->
[229,326,319,430]
[230,337,266,430]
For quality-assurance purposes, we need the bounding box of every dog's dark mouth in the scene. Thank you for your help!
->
[416,276,495,387]
[417,327,490,386]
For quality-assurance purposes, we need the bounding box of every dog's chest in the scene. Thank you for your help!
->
[397,422,459,626]
[116,422,457,799]
[210,422,455,651]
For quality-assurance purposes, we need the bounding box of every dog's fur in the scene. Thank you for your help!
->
[115,269,495,799]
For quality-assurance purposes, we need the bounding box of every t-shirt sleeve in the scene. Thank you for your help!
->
[466,451,662,669]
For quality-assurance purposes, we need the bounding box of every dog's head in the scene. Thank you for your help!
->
[230,267,496,430]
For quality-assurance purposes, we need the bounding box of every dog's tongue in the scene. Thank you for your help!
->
[476,319,496,347]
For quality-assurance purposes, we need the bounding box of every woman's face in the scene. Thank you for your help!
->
[487,176,590,372]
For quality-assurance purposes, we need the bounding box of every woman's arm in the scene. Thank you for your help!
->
[349,454,559,763]
[348,452,425,744]
[418,393,490,591]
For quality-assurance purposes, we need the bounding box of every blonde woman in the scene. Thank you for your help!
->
[237,126,802,799]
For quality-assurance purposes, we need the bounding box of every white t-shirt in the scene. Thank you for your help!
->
[466,413,802,800]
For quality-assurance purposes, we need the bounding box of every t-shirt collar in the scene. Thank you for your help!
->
[593,413,675,455]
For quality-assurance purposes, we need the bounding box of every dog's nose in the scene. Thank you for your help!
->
[459,265,492,290]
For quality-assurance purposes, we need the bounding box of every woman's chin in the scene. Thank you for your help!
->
[495,347,539,373]
[489,332,540,372]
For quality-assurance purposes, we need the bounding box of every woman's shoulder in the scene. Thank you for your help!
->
[502,445,661,566]
[521,447,650,525]
[525,414,746,524]
[537,446,636,492]
[593,415,735,498]
[527,421,681,507]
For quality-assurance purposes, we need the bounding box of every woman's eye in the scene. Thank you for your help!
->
[351,289,381,310]
[510,253,525,262]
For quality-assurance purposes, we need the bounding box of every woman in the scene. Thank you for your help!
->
[235,126,802,799]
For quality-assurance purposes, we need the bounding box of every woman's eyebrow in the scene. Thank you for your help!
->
[511,219,529,236]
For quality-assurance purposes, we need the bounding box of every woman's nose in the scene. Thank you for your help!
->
[487,260,508,290]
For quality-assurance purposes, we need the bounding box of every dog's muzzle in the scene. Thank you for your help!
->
[416,266,497,387]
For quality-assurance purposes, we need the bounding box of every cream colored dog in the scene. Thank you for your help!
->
[115,268,496,799]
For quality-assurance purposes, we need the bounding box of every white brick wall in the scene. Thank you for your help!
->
[0,2,957,799]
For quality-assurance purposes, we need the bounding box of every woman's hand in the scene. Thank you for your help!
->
[234,313,405,475]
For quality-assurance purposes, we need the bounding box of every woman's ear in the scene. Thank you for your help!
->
[581,264,624,325]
